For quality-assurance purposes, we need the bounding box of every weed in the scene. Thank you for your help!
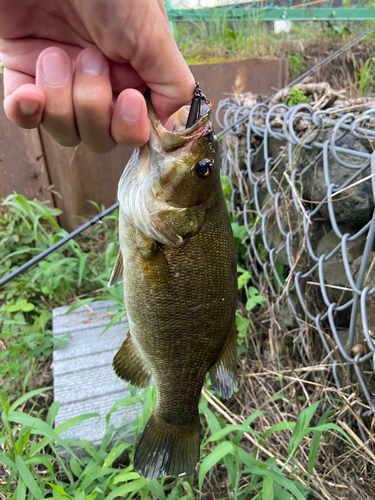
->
[0,193,369,499]
[324,21,352,41]
[0,384,353,499]
[287,54,307,80]
[236,267,266,353]
[286,87,312,107]
[352,54,375,97]
[173,11,375,99]
[174,11,265,64]
[0,194,121,398]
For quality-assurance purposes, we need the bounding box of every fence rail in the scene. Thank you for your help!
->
[217,90,375,439]
[165,0,375,21]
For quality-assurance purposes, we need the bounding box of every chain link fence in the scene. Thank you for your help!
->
[217,88,375,439]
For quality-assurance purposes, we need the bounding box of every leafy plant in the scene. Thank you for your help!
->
[198,395,352,500]
[287,87,312,107]
[0,386,170,500]
[220,175,265,352]
[236,266,266,352]
[324,21,351,41]
[174,9,264,64]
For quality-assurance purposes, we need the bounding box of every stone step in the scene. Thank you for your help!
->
[52,299,141,454]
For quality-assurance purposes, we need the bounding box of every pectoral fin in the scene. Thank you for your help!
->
[108,251,123,287]
[135,229,171,290]
[113,331,152,388]
[209,324,237,400]
[136,231,159,259]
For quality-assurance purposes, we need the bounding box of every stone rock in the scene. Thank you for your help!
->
[245,137,289,206]
[315,226,367,308]
[278,285,309,331]
[246,132,373,230]
[336,328,366,355]
[357,136,375,155]
[301,133,373,228]
[335,328,375,394]
[334,249,375,394]
[278,299,299,330]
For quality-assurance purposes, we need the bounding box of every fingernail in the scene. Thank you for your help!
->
[80,50,104,75]
[19,100,39,115]
[42,53,68,85]
[120,97,142,123]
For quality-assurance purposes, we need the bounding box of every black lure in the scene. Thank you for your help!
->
[185,81,210,129]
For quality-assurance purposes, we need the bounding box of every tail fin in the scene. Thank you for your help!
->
[133,412,200,479]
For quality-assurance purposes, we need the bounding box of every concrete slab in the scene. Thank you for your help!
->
[52,299,142,450]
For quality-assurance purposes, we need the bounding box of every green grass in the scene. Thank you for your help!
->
[0,192,358,499]
[174,14,375,96]
[1,383,350,499]
[0,194,122,398]
[352,54,375,97]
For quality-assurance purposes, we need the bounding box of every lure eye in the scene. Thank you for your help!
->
[195,159,212,179]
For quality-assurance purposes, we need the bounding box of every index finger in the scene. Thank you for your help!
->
[128,2,195,122]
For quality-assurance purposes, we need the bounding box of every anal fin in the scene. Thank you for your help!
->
[108,251,123,287]
[209,325,237,400]
[113,331,152,388]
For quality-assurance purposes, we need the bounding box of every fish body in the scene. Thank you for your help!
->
[109,98,237,479]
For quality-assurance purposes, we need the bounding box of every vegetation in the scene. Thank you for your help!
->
[2,17,375,497]
[286,88,312,108]
[1,187,373,499]
[0,194,122,397]
[173,15,375,97]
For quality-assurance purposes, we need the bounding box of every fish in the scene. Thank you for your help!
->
[108,95,237,480]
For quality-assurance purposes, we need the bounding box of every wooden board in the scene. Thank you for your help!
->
[0,80,54,206]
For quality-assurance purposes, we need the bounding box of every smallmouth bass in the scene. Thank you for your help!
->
[109,97,237,479]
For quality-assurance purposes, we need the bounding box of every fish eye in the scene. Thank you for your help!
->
[195,159,212,179]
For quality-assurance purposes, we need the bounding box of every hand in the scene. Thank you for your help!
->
[0,0,195,153]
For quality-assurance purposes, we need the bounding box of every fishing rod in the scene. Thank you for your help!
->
[0,202,119,288]
[2,25,375,288]
[217,24,375,138]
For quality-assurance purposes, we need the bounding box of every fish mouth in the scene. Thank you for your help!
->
[149,99,212,152]
[168,102,211,136]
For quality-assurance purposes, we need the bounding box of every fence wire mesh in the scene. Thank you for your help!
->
[217,88,375,439]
